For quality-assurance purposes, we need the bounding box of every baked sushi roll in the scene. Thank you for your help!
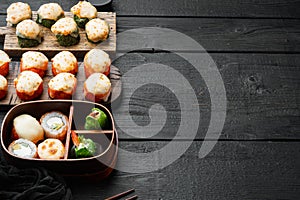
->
[51,17,80,46]
[51,51,78,75]
[8,138,38,159]
[16,19,43,48]
[14,71,43,101]
[84,73,111,102]
[84,49,110,77]
[37,138,65,159]
[86,18,110,43]
[12,114,44,144]
[20,51,48,78]
[0,75,8,100]
[6,2,32,26]
[48,73,77,99]
[0,50,11,76]
[37,3,64,28]
[40,111,69,141]
[70,1,97,28]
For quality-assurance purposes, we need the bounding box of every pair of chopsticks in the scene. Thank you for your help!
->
[105,188,138,200]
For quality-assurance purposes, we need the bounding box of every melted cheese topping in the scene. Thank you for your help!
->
[0,75,7,90]
[37,3,64,21]
[51,17,77,35]
[71,1,97,19]
[6,2,32,25]
[21,51,48,70]
[84,73,111,94]
[84,49,111,72]
[52,51,77,71]
[13,114,44,143]
[48,73,76,92]
[0,50,11,66]
[86,18,109,42]
[37,138,65,159]
[14,71,43,93]
[16,19,41,39]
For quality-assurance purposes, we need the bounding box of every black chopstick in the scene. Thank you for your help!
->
[105,188,135,200]
[125,195,138,200]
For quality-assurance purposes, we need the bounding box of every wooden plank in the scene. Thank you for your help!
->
[116,17,300,53]
[0,53,299,140]
[0,62,121,106]
[111,0,300,18]
[2,12,116,58]
[1,15,300,53]
[1,0,300,18]
[111,52,300,140]
[114,0,300,18]
[67,141,300,199]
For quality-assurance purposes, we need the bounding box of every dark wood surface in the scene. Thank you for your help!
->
[0,0,299,199]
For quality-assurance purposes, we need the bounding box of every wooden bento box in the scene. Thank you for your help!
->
[1,100,118,178]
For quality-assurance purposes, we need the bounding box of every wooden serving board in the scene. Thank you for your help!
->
[0,61,122,106]
[3,12,116,58]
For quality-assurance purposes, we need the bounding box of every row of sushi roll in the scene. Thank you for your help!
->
[8,107,109,160]
[0,48,112,102]
[0,50,10,99]
[6,1,110,47]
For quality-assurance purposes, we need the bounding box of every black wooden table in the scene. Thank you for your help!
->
[0,0,299,199]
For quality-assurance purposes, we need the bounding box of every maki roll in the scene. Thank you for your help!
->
[51,17,80,46]
[12,114,44,144]
[84,49,111,78]
[8,139,38,159]
[70,1,97,28]
[84,108,108,130]
[48,73,77,99]
[40,111,69,141]
[83,73,111,102]
[85,18,110,43]
[20,51,48,78]
[37,3,64,28]
[51,51,78,75]
[14,71,43,101]
[71,131,96,158]
[37,139,65,159]
[0,75,8,100]
[0,50,11,76]
[6,2,32,26]
[16,19,43,48]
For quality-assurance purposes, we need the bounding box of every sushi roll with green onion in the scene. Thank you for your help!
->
[6,2,32,26]
[8,138,38,159]
[70,1,97,28]
[85,18,110,43]
[36,3,64,28]
[16,19,43,48]
[51,17,80,46]
[40,111,69,141]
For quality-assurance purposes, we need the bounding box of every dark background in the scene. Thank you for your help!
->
[0,0,299,199]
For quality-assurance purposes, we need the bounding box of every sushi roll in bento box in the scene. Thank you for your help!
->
[1,100,118,178]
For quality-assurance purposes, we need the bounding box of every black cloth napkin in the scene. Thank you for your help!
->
[0,150,72,200]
